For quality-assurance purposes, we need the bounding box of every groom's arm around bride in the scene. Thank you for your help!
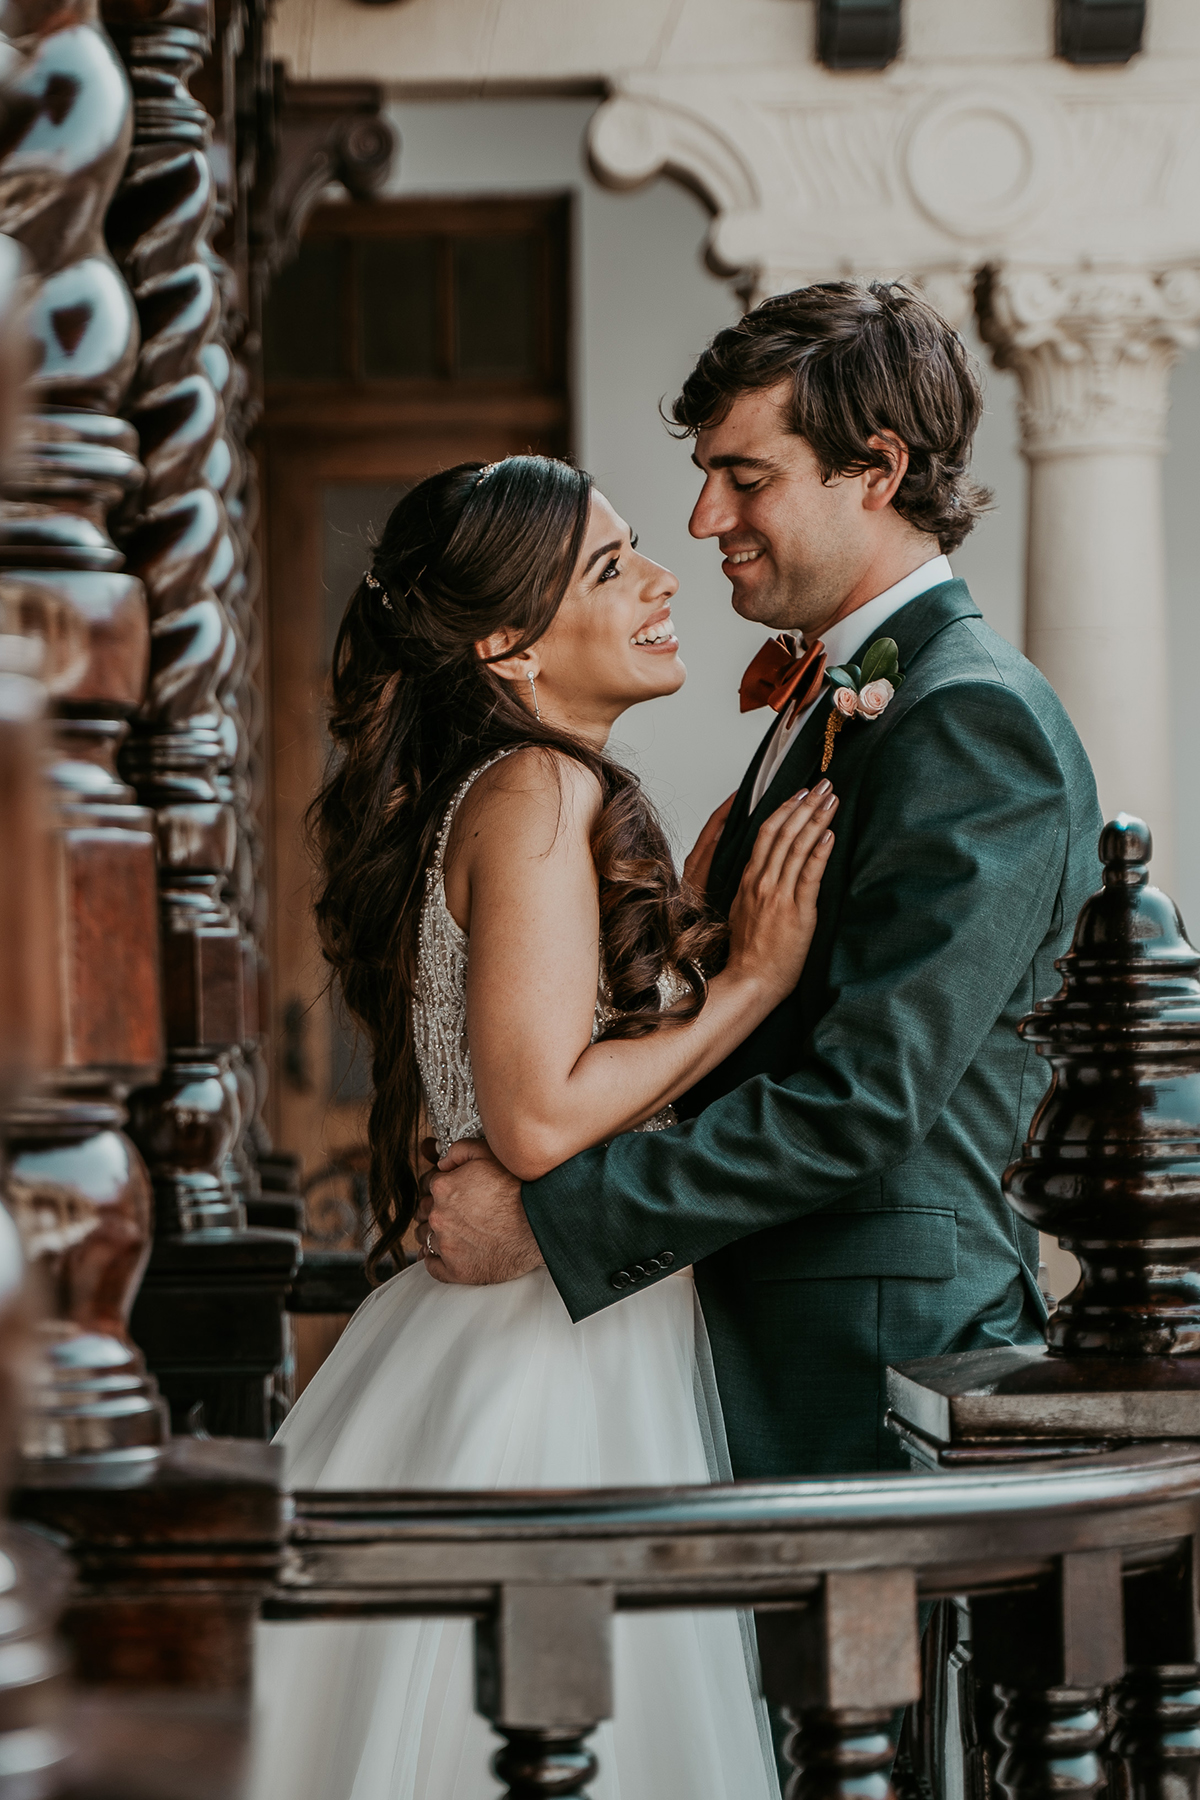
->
[424,281,1103,1480]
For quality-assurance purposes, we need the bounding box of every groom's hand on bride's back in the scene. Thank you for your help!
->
[416,1138,545,1286]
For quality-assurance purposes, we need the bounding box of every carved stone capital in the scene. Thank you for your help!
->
[976,264,1200,458]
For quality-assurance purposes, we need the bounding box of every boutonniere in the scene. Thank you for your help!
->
[820,637,904,773]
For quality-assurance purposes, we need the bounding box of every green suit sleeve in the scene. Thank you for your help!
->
[522,679,1074,1322]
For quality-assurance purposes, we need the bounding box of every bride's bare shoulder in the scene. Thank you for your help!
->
[448,747,602,873]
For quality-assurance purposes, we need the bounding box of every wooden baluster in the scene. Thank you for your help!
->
[0,0,169,1462]
[1108,1545,1200,1800]
[991,1688,1108,1800]
[0,153,78,1794]
[99,0,299,1437]
[1110,1673,1200,1800]
[757,1569,921,1800]
[203,1,287,1229]
[491,1730,601,1799]
[784,1709,902,1800]
[476,1583,611,1800]
[973,1551,1125,1800]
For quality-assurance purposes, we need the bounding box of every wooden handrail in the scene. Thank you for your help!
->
[260,1445,1200,1800]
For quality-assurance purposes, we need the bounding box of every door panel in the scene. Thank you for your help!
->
[262,193,572,1243]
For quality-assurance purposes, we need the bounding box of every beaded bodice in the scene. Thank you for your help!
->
[413,752,680,1157]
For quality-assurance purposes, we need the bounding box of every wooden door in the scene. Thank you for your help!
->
[260,195,572,1201]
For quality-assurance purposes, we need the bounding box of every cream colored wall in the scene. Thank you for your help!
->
[277,0,1200,88]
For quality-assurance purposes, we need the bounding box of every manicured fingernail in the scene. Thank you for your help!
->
[792,788,809,803]
[821,829,834,845]
[821,791,838,810]
[813,779,831,797]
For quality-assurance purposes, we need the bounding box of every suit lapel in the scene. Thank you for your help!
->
[709,579,982,911]
[707,713,782,901]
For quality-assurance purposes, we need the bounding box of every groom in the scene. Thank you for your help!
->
[419,280,1102,1478]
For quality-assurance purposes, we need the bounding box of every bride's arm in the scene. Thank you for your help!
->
[446,750,834,1182]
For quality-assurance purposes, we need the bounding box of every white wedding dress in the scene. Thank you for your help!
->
[250,754,779,1800]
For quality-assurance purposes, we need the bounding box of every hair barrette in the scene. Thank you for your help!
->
[475,460,504,482]
[364,571,393,611]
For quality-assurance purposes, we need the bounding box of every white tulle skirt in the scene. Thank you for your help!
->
[250,1260,779,1800]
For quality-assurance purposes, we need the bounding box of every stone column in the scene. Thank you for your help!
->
[976,265,1200,889]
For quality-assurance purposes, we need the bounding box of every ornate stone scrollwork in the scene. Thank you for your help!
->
[904,89,1057,243]
[587,94,763,286]
[977,264,1200,459]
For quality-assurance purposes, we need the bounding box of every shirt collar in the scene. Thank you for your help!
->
[811,554,953,669]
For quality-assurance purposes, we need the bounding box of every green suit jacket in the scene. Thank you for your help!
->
[523,580,1102,1477]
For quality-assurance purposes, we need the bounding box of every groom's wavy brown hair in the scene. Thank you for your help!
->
[672,280,990,553]
[309,457,725,1280]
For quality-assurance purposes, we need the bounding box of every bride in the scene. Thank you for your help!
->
[251,455,836,1800]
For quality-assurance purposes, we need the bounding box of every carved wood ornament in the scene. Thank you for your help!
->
[0,0,167,1461]
[98,0,301,1438]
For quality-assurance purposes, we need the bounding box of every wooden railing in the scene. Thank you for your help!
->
[264,1444,1200,1800]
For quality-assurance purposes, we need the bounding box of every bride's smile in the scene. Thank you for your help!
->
[630,605,678,651]
[481,489,687,744]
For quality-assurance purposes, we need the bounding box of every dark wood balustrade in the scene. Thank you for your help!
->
[262,1446,1200,1799]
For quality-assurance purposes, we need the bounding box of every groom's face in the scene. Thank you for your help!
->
[689,382,876,637]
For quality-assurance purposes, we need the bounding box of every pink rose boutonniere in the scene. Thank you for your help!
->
[821,637,904,772]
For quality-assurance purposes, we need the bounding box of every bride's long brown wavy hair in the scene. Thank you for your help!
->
[309,456,726,1279]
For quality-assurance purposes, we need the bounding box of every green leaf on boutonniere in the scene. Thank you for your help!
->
[825,665,859,692]
[860,637,900,684]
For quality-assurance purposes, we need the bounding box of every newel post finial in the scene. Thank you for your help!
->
[1004,815,1200,1358]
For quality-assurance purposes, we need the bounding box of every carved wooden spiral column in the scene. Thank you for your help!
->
[101,0,297,1436]
[0,633,72,1792]
[0,100,94,1785]
[0,0,168,1462]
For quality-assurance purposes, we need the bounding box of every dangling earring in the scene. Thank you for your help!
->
[527,671,541,722]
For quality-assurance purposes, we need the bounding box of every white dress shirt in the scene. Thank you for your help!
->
[748,554,952,810]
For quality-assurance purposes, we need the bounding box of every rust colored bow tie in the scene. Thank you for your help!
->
[739,635,828,720]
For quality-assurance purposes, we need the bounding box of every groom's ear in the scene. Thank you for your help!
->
[862,432,909,512]
[475,629,539,684]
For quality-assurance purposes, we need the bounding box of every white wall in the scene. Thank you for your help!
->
[384,96,1199,939]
